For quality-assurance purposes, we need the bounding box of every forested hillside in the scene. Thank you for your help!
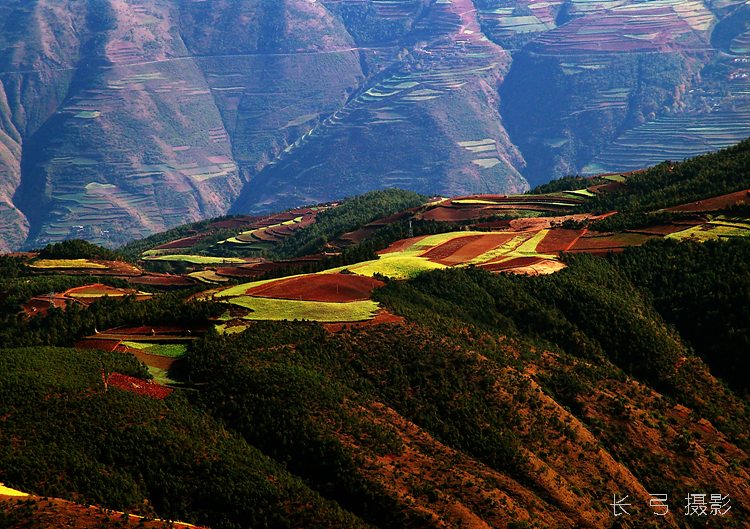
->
[2,0,750,250]
[2,143,750,528]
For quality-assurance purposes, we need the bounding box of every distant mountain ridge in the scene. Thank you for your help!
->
[0,0,749,251]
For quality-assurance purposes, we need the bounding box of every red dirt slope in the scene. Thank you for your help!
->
[246,274,384,302]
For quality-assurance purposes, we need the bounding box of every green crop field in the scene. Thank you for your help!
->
[343,255,446,280]
[188,270,231,284]
[121,342,188,358]
[147,366,176,385]
[667,221,750,242]
[30,259,108,269]
[226,297,380,323]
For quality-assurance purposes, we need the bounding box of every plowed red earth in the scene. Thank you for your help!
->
[210,216,258,229]
[568,232,655,252]
[536,229,586,253]
[324,310,406,332]
[215,266,265,279]
[105,325,200,336]
[421,235,485,261]
[127,274,195,287]
[246,274,384,302]
[480,256,545,271]
[76,339,121,352]
[64,284,149,300]
[625,224,697,235]
[33,260,142,277]
[588,182,623,193]
[108,373,172,399]
[154,234,207,250]
[666,190,750,212]
[22,296,81,317]
[419,206,485,222]
[377,235,430,255]
[421,233,518,265]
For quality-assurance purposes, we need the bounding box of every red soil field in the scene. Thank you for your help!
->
[450,194,509,201]
[217,255,327,279]
[324,310,406,332]
[128,350,176,371]
[480,256,545,271]
[536,229,586,253]
[154,233,207,250]
[246,273,384,302]
[215,266,266,279]
[377,235,430,254]
[76,338,122,352]
[588,182,624,194]
[252,229,282,242]
[337,226,379,245]
[421,233,519,265]
[22,296,83,318]
[209,215,258,229]
[445,233,519,262]
[568,232,655,252]
[102,325,203,336]
[95,261,143,276]
[64,283,147,299]
[77,339,179,371]
[419,202,574,222]
[31,260,142,277]
[625,224,696,236]
[474,219,512,230]
[421,235,485,261]
[666,190,750,212]
[419,206,485,222]
[108,373,173,399]
[127,274,195,287]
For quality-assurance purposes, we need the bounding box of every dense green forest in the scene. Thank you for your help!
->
[0,348,369,529]
[374,256,750,446]
[272,189,426,258]
[588,139,750,213]
[38,240,125,261]
[610,238,750,395]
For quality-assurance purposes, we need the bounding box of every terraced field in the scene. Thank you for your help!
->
[498,0,750,183]
[417,192,586,221]
[3,0,750,252]
[231,0,529,213]
[77,324,204,385]
[212,272,386,330]
[666,217,750,242]
[28,259,142,276]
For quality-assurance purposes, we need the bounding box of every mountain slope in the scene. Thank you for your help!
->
[2,0,750,251]
[2,144,750,527]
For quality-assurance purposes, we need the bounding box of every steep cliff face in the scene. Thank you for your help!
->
[2,0,750,249]
[0,0,88,251]
[1,0,527,250]
[499,0,716,183]
[231,0,528,213]
[11,0,249,248]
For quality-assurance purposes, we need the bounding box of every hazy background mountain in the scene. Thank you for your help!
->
[1,0,749,250]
